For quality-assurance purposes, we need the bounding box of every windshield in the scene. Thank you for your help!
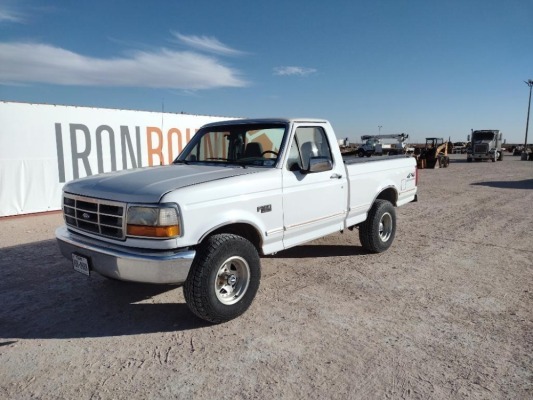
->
[472,131,496,141]
[175,123,287,167]
[426,138,444,147]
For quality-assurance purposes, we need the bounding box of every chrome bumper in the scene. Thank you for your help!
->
[55,226,195,284]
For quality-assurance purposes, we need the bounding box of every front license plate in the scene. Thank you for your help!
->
[72,253,90,277]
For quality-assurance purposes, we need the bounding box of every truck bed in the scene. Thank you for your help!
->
[342,154,412,165]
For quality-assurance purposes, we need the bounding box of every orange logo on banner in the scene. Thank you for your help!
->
[146,127,194,166]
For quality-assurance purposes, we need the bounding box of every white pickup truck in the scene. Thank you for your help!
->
[56,118,418,323]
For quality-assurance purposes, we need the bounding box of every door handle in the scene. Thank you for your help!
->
[330,173,342,179]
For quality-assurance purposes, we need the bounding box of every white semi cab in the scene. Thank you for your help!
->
[56,118,418,323]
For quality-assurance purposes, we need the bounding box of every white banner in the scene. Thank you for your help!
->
[0,101,232,217]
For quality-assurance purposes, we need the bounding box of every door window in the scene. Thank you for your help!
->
[286,126,333,171]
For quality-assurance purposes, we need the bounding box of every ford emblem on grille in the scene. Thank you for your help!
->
[82,212,91,220]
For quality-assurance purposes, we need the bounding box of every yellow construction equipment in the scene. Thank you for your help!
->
[416,138,450,169]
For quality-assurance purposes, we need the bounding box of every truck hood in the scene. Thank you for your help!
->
[63,164,261,204]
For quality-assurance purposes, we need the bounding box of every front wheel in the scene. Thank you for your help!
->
[184,234,261,323]
[359,200,396,253]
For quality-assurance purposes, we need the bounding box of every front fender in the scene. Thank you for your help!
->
[161,170,284,251]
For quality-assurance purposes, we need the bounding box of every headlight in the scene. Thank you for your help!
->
[126,205,180,238]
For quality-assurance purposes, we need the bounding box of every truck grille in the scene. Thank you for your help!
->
[474,144,489,153]
[63,194,126,239]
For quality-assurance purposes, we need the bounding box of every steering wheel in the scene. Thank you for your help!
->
[261,150,278,157]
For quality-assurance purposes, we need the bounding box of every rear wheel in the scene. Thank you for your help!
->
[184,234,261,323]
[359,200,396,253]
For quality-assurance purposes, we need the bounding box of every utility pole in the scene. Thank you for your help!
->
[378,125,382,135]
[523,79,533,160]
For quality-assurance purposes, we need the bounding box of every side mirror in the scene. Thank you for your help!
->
[467,135,471,141]
[304,157,333,173]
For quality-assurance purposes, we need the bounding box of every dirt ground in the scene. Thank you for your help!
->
[1,154,532,399]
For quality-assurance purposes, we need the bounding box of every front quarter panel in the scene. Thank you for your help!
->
[161,169,284,254]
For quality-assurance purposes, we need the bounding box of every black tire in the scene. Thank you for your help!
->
[359,200,396,253]
[184,234,260,323]
[497,151,503,161]
[444,156,450,168]
[358,149,365,158]
[467,157,472,162]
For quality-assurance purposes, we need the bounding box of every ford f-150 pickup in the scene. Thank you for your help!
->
[56,118,418,323]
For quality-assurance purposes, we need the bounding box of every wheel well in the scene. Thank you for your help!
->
[376,187,397,206]
[205,223,263,254]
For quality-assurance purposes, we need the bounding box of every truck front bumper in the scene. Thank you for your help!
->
[55,226,196,284]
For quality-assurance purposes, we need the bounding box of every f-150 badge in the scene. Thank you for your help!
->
[257,205,272,213]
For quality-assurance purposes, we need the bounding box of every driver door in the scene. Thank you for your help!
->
[281,125,347,249]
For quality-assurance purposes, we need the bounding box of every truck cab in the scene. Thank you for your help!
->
[467,130,503,162]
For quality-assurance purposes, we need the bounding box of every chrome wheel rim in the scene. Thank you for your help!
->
[214,256,250,305]
[379,212,393,242]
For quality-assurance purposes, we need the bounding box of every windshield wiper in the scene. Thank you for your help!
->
[203,158,247,168]
[230,161,248,168]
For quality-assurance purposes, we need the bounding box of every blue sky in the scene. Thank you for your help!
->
[0,0,532,143]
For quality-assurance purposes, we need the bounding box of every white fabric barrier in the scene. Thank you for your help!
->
[0,102,232,217]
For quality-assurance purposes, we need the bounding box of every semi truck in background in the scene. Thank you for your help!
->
[467,129,504,162]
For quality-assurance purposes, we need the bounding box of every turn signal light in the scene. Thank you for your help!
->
[127,225,180,238]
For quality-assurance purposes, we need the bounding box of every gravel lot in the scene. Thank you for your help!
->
[1,154,532,399]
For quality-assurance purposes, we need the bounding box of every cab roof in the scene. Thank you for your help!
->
[201,118,329,127]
